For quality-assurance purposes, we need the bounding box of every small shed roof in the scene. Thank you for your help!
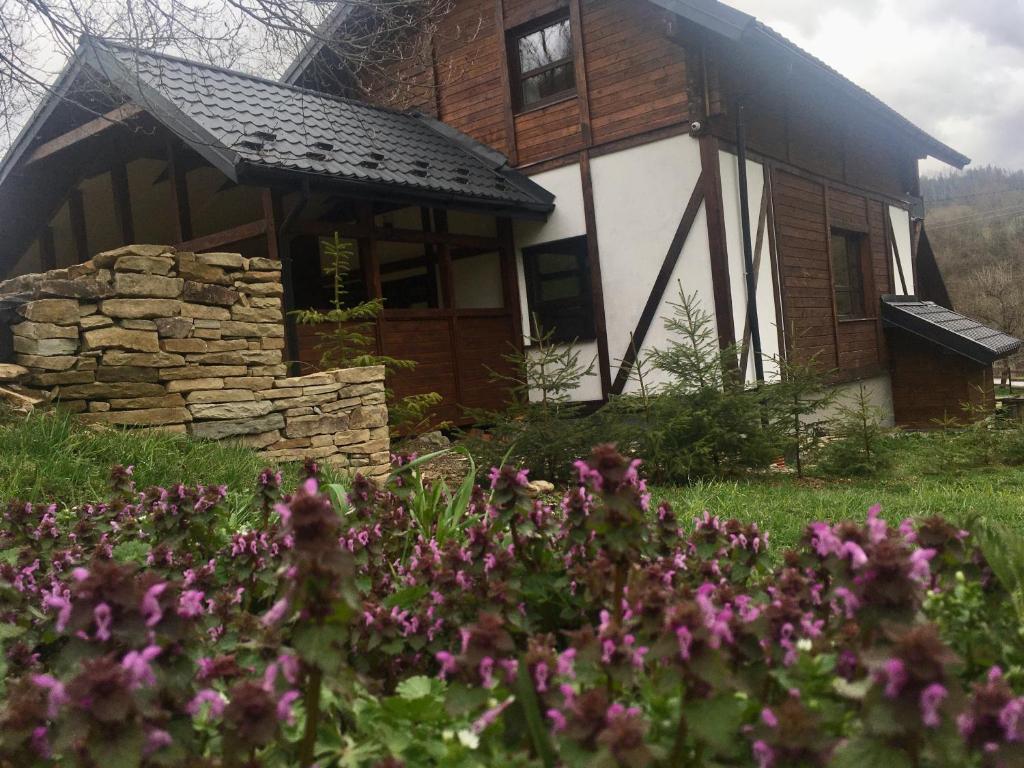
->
[0,38,555,216]
[881,296,1021,365]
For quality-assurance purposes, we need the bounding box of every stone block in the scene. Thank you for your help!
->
[38,278,111,300]
[80,407,191,426]
[96,366,160,383]
[120,319,158,331]
[283,406,316,417]
[284,414,350,439]
[108,394,186,410]
[234,282,283,297]
[159,365,247,380]
[230,305,283,323]
[101,351,186,368]
[349,404,388,429]
[248,364,287,377]
[100,298,182,319]
[13,336,78,355]
[88,401,111,413]
[155,317,193,338]
[176,253,231,285]
[237,271,281,283]
[84,327,160,353]
[192,328,222,340]
[250,297,281,308]
[114,254,174,274]
[197,252,246,269]
[275,372,335,389]
[182,282,239,306]
[80,315,114,330]
[334,366,386,384]
[261,337,286,350]
[59,382,166,399]
[261,446,338,462]
[186,389,256,404]
[205,339,249,352]
[190,412,284,440]
[18,299,79,324]
[180,303,230,320]
[304,383,342,396]
[56,400,87,413]
[0,363,29,382]
[166,378,224,393]
[94,244,175,268]
[162,338,208,354]
[113,273,184,299]
[28,370,94,386]
[12,321,78,339]
[193,319,222,329]
[247,257,282,271]
[263,386,302,400]
[269,392,338,411]
[189,401,273,420]
[235,429,282,449]
[332,429,371,447]
[224,376,274,390]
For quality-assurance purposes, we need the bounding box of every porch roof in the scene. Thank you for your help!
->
[881,296,1021,365]
[0,38,555,217]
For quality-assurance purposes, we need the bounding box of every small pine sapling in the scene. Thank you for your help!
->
[766,351,837,478]
[815,383,894,477]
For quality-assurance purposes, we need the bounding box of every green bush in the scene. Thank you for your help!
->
[813,383,895,477]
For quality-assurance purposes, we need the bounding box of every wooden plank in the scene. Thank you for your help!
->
[699,134,735,350]
[822,185,841,367]
[167,141,193,243]
[739,184,770,375]
[568,0,593,146]
[39,227,56,271]
[579,150,612,398]
[68,188,88,263]
[262,189,281,261]
[176,219,267,252]
[26,103,145,165]
[493,0,519,164]
[110,163,135,245]
[497,217,523,351]
[296,220,501,251]
[610,172,705,395]
[434,208,455,308]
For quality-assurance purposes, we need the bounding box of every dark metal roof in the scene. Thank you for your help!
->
[881,295,1021,365]
[0,38,554,216]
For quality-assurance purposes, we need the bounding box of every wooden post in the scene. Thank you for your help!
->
[493,0,518,165]
[68,188,89,264]
[358,203,381,300]
[568,0,592,146]
[111,163,135,245]
[167,141,193,243]
[434,209,454,309]
[263,189,281,261]
[497,217,522,349]
[580,150,612,399]
[39,227,56,271]
[822,185,841,367]
[699,134,736,350]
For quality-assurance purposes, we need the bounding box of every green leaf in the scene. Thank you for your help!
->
[0,622,25,641]
[396,676,437,701]
[513,658,556,768]
[683,694,745,756]
[831,736,913,768]
[384,584,430,610]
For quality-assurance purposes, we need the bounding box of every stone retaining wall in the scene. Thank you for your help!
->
[0,245,390,482]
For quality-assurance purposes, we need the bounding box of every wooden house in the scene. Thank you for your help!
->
[0,0,1019,427]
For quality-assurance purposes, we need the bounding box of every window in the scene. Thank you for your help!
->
[509,13,576,111]
[522,236,594,343]
[830,228,867,318]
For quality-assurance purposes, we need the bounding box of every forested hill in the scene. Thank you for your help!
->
[922,166,1024,369]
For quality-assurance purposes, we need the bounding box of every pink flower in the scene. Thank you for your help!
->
[93,603,112,642]
[866,504,887,544]
[547,708,567,733]
[436,651,456,680]
[753,739,774,768]
[676,625,693,661]
[877,658,908,699]
[839,541,868,569]
[908,548,936,587]
[534,661,549,692]
[276,690,301,724]
[122,645,162,688]
[472,698,513,733]
[920,683,947,728]
[32,674,68,719]
[177,590,207,618]
[261,598,290,627]
[1000,697,1024,742]
[188,688,226,718]
[761,708,778,728]
[556,648,577,678]
[141,582,167,627]
[144,728,173,755]
[42,591,71,632]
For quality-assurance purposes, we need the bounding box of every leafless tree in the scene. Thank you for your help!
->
[0,0,466,151]
[962,263,1024,385]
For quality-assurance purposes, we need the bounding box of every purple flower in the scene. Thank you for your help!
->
[188,688,226,718]
[920,683,947,728]
[177,590,207,618]
[547,708,567,733]
[1000,697,1024,742]
[141,582,167,627]
[276,690,301,724]
[908,548,937,586]
[93,602,112,642]
[761,708,778,728]
[753,739,774,768]
[436,651,456,680]
[261,598,290,627]
[32,674,68,719]
[876,658,908,699]
[122,645,162,688]
[144,728,173,756]
[42,591,72,632]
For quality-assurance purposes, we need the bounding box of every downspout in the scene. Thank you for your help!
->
[277,181,310,376]
[735,101,765,382]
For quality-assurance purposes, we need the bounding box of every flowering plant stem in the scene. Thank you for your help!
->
[299,666,322,766]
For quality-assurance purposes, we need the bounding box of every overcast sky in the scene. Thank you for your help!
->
[727,0,1024,176]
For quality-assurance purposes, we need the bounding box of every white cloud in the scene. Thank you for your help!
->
[727,0,1024,173]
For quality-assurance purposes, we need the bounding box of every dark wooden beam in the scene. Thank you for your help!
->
[497,217,522,350]
[888,209,909,294]
[434,209,455,309]
[699,134,736,350]
[176,219,267,252]
[167,141,193,243]
[822,185,842,367]
[579,150,612,398]
[358,203,382,301]
[26,103,145,166]
[493,0,519,165]
[68,188,89,263]
[738,183,770,376]
[610,174,705,395]
[295,220,502,251]
[39,226,56,271]
[568,0,593,146]
[262,189,281,261]
[110,163,135,245]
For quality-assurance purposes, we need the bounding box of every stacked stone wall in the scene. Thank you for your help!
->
[0,245,389,482]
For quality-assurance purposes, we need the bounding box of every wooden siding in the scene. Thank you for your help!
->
[770,167,894,379]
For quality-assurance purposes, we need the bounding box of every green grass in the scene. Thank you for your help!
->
[0,407,310,520]
[654,435,1024,554]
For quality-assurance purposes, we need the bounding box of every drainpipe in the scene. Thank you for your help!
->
[277,181,310,376]
[736,102,765,382]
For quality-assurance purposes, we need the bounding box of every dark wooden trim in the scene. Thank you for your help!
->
[496,217,523,351]
[262,189,281,261]
[493,0,519,165]
[888,208,909,294]
[25,103,145,165]
[358,203,382,300]
[568,0,592,146]
[167,141,193,243]
[764,168,788,359]
[295,220,501,251]
[176,219,267,252]
[520,122,691,175]
[821,185,842,367]
[39,227,56,271]
[434,209,455,308]
[699,135,735,350]
[610,173,705,395]
[579,150,612,398]
[68,188,88,263]
[739,185,770,376]
[110,163,135,245]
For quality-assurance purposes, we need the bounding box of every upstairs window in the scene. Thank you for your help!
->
[509,13,576,111]
[831,228,868,319]
[522,236,595,344]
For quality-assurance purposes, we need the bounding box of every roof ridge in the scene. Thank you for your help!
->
[89,37,419,122]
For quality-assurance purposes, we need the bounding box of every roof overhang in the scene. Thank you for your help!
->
[881,295,1021,365]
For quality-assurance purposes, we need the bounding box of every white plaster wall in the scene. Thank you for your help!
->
[590,134,712,393]
[814,373,896,428]
[719,151,782,384]
[888,205,915,295]
[453,252,503,309]
[513,162,603,402]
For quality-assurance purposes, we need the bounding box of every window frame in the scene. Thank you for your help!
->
[507,10,577,113]
[521,235,596,344]
[829,227,870,320]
